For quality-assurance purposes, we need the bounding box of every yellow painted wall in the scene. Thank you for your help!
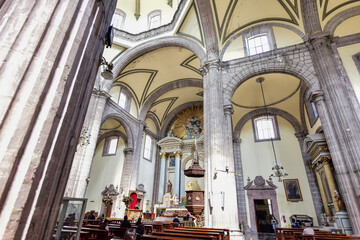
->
[116,0,179,34]
[273,27,303,48]
[337,44,360,101]
[333,15,360,37]
[240,117,318,228]
[85,137,126,217]
[222,36,245,61]
[145,118,158,134]
[109,86,120,104]
[137,133,157,210]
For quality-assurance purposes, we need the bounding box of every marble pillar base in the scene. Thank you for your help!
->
[230,230,244,240]
[335,211,353,236]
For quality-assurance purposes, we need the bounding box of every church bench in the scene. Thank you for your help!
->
[164,229,222,240]
[142,234,210,240]
[174,228,226,240]
[151,231,217,239]
[180,226,230,240]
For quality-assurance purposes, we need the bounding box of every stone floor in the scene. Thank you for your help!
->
[243,232,276,240]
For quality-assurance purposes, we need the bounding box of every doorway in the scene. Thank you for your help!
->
[254,199,273,233]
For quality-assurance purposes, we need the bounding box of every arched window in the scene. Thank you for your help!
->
[148,10,161,30]
[117,86,131,111]
[103,136,119,156]
[247,34,270,55]
[252,115,280,142]
[112,9,126,30]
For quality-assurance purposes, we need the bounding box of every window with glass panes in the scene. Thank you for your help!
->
[118,92,127,109]
[103,136,118,156]
[253,115,280,141]
[148,11,161,29]
[247,34,270,55]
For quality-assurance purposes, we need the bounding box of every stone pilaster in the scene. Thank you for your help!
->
[174,151,182,197]
[131,123,145,191]
[158,152,167,200]
[202,60,241,237]
[315,170,331,216]
[65,79,112,198]
[120,147,134,196]
[232,137,248,232]
[295,131,323,225]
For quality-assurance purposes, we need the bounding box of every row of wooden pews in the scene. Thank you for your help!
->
[275,227,360,240]
[141,226,230,240]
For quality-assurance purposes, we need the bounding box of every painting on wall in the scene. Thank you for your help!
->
[283,179,303,201]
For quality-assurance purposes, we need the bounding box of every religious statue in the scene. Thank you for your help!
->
[167,130,174,137]
[334,190,346,211]
[167,180,172,193]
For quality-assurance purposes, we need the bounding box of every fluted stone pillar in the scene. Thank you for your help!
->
[233,137,248,232]
[0,0,115,239]
[295,132,322,225]
[158,152,167,200]
[174,151,182,197]
[180,163,186,198]
[65,78,112,198]
[121,148,134,196]
[130,123,145,191]
[202,60,241,238]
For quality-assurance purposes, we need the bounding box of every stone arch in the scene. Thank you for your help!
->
[160,101,203,138]
[101,114,135,148]
[233,107,304,138]
[224,57,320,105]
[139,79,203,120]
[145,112,161,135]
[112,36,206,77]
[324,5,360,35]
[220,22,306,61]
[97,130,128,147]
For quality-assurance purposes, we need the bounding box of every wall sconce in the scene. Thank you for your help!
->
[100,57,113,80]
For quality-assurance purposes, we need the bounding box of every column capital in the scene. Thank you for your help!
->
[233,137,242,144]
[223,104,234,115]
[310,90,325,103]
[123,148,134,155]
[199,59,221,76]
[92,88,111,99]
[174,151,182,158]
[295,130,308,140]
[160,152,167,158]
[308,33,332,49]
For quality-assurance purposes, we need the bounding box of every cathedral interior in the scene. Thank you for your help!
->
[1,0,360,239]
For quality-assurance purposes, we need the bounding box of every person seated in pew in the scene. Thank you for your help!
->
[121,215,131,228]
[303,227,315,235]
[99,218,109,230]
[136,217,144,226]
[136,225,144,240]
[173,216,180,223]
[87,210,96,220]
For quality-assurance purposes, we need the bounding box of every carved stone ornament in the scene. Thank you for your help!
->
[101,184,119,196]
[244,176,277,190]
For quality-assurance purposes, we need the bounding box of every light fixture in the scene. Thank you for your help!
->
[100,57,114,80]
[256,77,288,182]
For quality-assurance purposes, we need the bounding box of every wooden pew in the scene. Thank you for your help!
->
[175,227,226,240]
[181,226,230,240]
[142,234,208,240]
[151,231,217,239]
[164,229,222,240]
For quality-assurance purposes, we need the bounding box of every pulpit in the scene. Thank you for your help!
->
[185,190,204,215]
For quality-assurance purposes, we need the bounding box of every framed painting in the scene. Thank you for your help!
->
[283,179,303,201]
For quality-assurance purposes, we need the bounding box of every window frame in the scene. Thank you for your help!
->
[148,10,161,30]
[252,114,281,142]
[102,136,119,156]
[143,134,153,161]
[117,86,131,111]
[243,26,276,56]
[353,52,360,74]
[305,91,319,127]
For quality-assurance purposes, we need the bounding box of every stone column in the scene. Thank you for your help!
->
[65,77,112,198]
[121,148,134,196]
[323,159,340,212]
[202,60,241,237]
[0,0,115,239]
[158,152,167,200]
[174,151,182,197]
[129,123,145,191]
[315,170,332,216]
[295,132,323,225]
[180,162,186,198]
[233,137,248,232]
[301,1,360,233]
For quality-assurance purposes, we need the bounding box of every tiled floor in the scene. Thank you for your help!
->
[243,232,277,240]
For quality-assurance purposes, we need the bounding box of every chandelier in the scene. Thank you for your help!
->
[257,77,288,182]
